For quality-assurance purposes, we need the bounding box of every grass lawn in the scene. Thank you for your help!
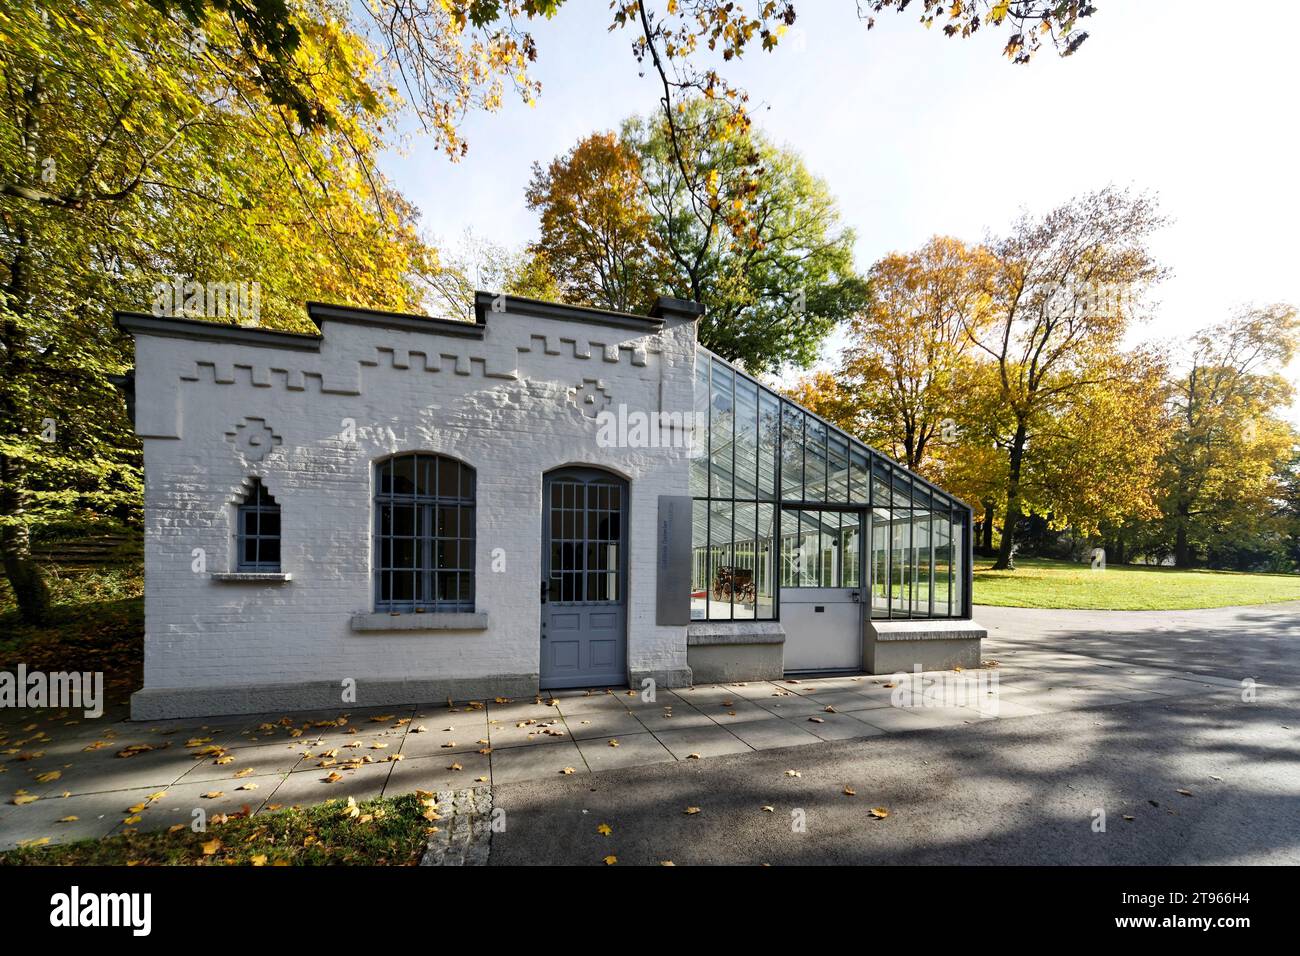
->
[0,794,434,866]
[973,557,1300,610]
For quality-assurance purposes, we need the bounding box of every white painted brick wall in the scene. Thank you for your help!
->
[131,305,698,695]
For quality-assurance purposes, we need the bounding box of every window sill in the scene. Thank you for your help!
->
[211,572,292,583]
[350,611,488,633]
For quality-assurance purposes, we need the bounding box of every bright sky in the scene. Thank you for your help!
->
[376,0,1300,415]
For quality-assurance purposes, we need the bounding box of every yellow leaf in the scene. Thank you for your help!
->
[201,838,222,855]
[201,791,223,799]
[843,786,857,796]
[603,855,618,865]
[597,823,612,836]
[250,854,268,866]
[35,771,61,783]
[869,807,890,819]
[57,815,79,823]
[684,806,701,815]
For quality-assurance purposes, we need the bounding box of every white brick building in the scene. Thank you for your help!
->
[117,294,980,719]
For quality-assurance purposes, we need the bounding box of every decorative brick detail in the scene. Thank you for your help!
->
[224,416,282,463]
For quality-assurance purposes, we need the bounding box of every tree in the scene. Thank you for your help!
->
[425,227,561,320]
[1158,305,1299,567]
[963,187,1167,570]
[1,0,438,622]
[624,103,869,372]
[523,133,668,314]
[838,237,997,471]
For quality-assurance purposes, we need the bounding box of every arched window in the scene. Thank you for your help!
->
[374,453,475,612]
[237,479,281,572]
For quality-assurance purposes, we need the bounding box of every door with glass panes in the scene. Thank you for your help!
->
[540,468,628,689]
[779,507,865,672]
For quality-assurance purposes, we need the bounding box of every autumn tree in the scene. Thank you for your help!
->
[0,0,438,622]
[964,187,1167,570]
[523,133,668,314]
[1157,304,1299,568]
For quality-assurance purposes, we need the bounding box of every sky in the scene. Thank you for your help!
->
[376,0,1300,415]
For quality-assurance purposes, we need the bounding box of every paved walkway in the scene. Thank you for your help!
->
[0,631,1251,851]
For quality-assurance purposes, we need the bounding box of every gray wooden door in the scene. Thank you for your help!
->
[540,468,628,689]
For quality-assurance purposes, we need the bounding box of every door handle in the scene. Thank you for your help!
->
[850,591,861,603]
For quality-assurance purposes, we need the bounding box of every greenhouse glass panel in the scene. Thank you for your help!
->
[691,498,709,620]
[827,434,849,503]
[710,361,734,500]
[708,499,734,619]
[734,377,759,500]
[780,403,804,501]
[805,418,828,503]
[758,391,780,500]
[690,359,710,497]
[849,446,869,505]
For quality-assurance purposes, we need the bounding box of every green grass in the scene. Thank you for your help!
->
[973,557,1300,610]
[0,794,433,866]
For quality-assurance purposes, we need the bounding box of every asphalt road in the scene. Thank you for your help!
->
[489,604,1300,865]
[975,603,1300,685]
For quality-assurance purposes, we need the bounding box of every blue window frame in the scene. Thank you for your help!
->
[374,453,476,613]
[237,479,281,572]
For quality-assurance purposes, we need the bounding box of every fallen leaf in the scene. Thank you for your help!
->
[250,854,267,867]
[684,806,702,815]
[56,815,79,823]
[560,767,576,775]
[843,786,856,796]
[201,838,222,856]
[868,807,890,819]
[597,823,612,836]
[604,855,618,865]
[784,770,801,778]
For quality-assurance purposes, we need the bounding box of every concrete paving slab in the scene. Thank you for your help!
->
[650,725,751,760]
[177,742,306,783]
[487,716,572,750]
[697,699,779,725]
[398,723,490,758]
[386,752,491,794]
[107,773,284,837]
[725,719,823,750]
[490,740,588,784]
[562,707,647,740]
[630,701,716,731]
[269,760,395,807]
[798,712,888,741]
[575,734,674,773]
[0,788,146,851]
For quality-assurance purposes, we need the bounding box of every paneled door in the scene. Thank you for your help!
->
[540,468,629,689]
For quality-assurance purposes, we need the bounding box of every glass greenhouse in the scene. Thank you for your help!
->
[689,346,972,625]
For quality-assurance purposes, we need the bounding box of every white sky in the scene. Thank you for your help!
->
[376,0,1300,417]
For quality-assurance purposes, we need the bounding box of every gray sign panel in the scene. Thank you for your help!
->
[656,495,692,626]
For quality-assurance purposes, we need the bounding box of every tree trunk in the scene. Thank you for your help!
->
[992,424,1027,570]
[1174,517,1191,569]
[1,171,51,623]
[981,500,994,552]
[0,460,50,625]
